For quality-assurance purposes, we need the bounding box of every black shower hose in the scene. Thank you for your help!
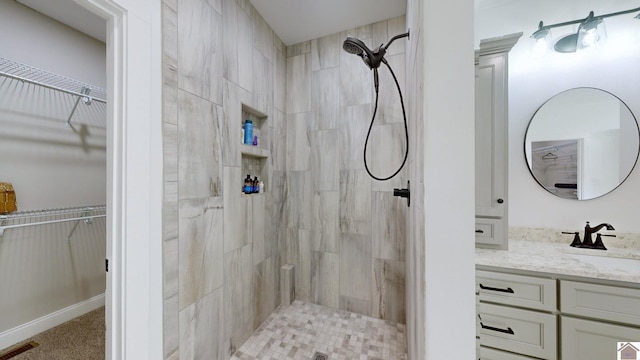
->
[363,59,409,181]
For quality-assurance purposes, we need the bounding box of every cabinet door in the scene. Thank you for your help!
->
[475,52,507,218]
[561,316,640,360]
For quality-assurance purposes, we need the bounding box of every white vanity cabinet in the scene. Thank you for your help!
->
[475,33,521,250]
[560,280,640,360]
[476,270,557,359]
[477,268,640,360]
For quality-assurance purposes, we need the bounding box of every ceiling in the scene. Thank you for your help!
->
[249,0,407,45]
[16,0,406,46]
[17,0,106,43]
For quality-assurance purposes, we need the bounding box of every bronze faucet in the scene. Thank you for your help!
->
[583,221,615,247]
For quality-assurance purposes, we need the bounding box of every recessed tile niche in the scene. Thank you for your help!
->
[241,104,269,194]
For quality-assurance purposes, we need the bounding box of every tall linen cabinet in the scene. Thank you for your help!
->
[474,33,521,249]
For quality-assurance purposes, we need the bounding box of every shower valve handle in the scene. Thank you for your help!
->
[393,180,410,207]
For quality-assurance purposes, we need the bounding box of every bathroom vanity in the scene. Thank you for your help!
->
[475,237,640,360]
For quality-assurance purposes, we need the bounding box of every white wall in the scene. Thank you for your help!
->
[0,0,107,349]
[477,0,640,232]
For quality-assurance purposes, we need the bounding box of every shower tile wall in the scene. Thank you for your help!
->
[285,16,408,323]
[161,0,287,359]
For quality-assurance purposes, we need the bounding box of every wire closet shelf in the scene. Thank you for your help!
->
[0,205,106,240]
[0,56,107,128]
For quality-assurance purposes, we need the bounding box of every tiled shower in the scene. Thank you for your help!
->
[161,0,408,358]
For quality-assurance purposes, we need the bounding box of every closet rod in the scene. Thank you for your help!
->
[0,71,106,104]
[0,214,105,237]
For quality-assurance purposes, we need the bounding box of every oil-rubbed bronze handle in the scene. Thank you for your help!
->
[476,229,484,233]
[480,322,514,335]
[497,198,504,204]
[479,284,514,293]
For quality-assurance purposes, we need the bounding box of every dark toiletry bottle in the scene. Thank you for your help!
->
[253,176,259,193]
[244,175,253,194]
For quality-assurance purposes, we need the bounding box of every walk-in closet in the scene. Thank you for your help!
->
[0,1,107,358]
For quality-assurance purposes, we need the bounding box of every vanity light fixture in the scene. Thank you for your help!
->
[532,7,640,53]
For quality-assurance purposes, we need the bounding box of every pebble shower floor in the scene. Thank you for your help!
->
[230,300,408,360]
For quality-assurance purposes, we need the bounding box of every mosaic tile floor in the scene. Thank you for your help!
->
[230,300,407,360]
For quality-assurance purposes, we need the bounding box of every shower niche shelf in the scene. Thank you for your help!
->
[241,104,269,194]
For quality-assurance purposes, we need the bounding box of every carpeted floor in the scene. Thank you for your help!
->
[0,307,104,360]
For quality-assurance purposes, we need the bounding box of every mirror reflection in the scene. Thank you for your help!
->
[524,88,640,200]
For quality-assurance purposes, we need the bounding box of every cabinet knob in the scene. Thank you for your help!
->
[497,198,504,204]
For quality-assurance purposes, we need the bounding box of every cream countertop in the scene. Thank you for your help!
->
[475,227,640,284]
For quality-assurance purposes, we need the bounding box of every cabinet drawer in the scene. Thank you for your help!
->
[561,316,640,360]
[475,218,504,246]
[477,270,556,311]
[560,280,640,326]
[478,303,556,359]
[480,346,539,360]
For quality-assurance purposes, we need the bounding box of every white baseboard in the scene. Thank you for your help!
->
[0,293,105,350]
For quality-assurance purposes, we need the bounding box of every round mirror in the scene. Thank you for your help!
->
[524,88,640,200]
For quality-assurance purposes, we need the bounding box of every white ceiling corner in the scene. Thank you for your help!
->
[16,0,106,43]
[249,0,407,45]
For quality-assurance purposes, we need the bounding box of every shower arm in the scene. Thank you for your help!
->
[383,32,410,51]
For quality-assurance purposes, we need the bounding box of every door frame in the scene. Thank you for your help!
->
[75,1,163,359]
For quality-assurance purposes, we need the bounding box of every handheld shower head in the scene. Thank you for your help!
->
[343,37,367,55]
[342,36,385,69]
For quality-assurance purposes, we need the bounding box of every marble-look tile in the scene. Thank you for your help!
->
[286,54,311,114]
[224,243,255,356]
[310,129,339,191]
[164,293,179,358]
[311,32,340,71]
[177,0,223,104]
[163,236,179,299]
[252,8,274,62]
[340,233,372,300]
[269,110,286,171]
[251,193,266,265]
[311,67,340,131]
[280,264,295,306]
[253,254,280,327]
[372,258,406,323]
[163,122,178,181]
[274,47,286,112]
[178,90,223,199]
[178,196,224,309]
[311,191,339,253]
[311,251,340,309]
[163,61,178,91]
[180,287,225,360]
[286,41,311,58]
[273,34,285,53]
[251,50,273,114]
[235,0,253,15]
[343,24,372,42]
[163,181,178,240]
[285,113,310,171]
[339,33,372,107]
[339,295,371,317]
[237,3,253,92]
[205,0,222,13]
[163,0,177,11]
[339,170,371,235]
[162,3,178,68]
[340,104,374,170]
[297,229,312,301]
[387,16,407,56]
[371,19,389,60]
[372,191,407,261]
[222,0,239,84]
[281,228,311,301]
[377,53,407,125]
[285,171,312,230]
[223,166,252,253]
[368,123,407,191]
[166,350,179,360]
